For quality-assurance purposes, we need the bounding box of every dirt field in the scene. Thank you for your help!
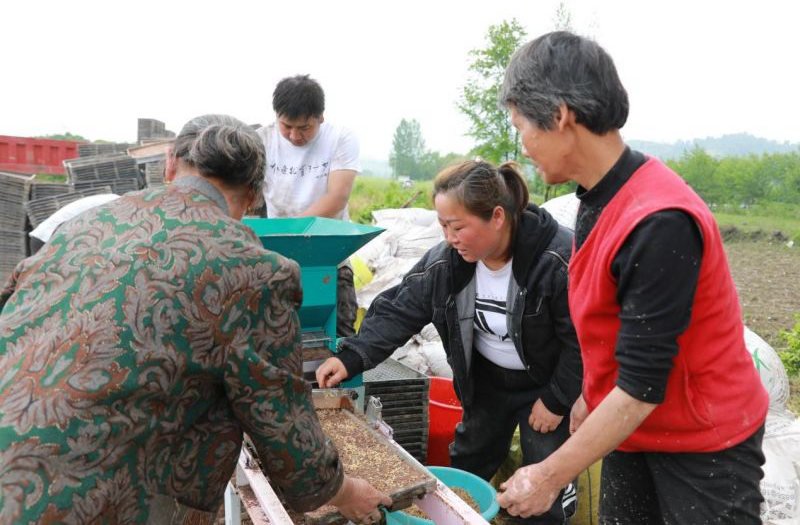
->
[724,238,800,349]
[724,236,800,414]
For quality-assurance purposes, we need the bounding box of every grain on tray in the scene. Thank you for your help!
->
[300,409,430,522]
[315,409,429,493]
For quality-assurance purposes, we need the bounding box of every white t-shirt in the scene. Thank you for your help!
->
[473,259,525,370]
[257,122,360,220]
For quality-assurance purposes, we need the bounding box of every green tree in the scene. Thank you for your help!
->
[668,147,722,203]
[760,151,800,204]
[718,155,763,205]
[665,147,800,209]
[418,150,471,180]
[37,132,88,141]
[458,19,527,165]
[390,118,427,179]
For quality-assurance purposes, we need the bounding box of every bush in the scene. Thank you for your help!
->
[780,316,800,377]
[349,177,433,224]
[33,173,68,183]
[352,175,573,225]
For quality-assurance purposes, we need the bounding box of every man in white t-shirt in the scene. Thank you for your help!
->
[257,74,360,337]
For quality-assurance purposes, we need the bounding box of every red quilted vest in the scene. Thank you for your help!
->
[569,158,768,452]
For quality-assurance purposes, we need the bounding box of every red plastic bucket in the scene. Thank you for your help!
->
[426,377,463,466]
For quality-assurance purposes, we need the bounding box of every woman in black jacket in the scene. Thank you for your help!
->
[316,160,582,524]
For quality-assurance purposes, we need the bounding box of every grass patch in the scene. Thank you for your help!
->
[715,212,800,241]
[351,177,549,224]
[350,177,433,224]
[713,202,800,242]
[32,173,68,183]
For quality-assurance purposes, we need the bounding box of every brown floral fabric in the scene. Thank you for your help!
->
[0,181,342,524]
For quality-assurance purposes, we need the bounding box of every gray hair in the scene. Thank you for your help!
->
[172,114,265,194]
[500,31,629,135]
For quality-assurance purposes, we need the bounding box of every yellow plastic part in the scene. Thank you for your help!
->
[350,255,373,290]
[572,460,602,525]
[354,307,367,333]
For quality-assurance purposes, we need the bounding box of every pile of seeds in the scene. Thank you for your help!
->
[316,409,429,493]
[300,409,430,523]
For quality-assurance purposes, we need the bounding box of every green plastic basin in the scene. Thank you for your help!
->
[386,466,499,524]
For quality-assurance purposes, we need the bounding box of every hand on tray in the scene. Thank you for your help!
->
[328,475,392,524]
[316,357,348,388]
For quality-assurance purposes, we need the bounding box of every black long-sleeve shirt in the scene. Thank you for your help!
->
[575,147,703,403]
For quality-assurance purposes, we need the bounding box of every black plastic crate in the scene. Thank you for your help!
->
[78,143,133,158]
[364,358,428,385]
[30,182,72,200]
[26,186,113,227]
[74,178,140,195]
[0,172,32,231]
[65,154,140,183]
[364,358,430,463]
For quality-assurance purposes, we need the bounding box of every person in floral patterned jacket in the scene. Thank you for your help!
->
[0,114,390,525]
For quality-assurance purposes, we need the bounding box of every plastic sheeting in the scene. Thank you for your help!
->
[746,327,791,409]
[354,208,447,377]
[762,410,800,522]
[540,192,579,231]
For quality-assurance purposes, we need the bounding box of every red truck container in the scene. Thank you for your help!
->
[0,135,85,175]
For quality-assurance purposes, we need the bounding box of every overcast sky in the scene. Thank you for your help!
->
[2,0,798,161]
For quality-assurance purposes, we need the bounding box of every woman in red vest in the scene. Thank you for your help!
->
[495,31,769,524]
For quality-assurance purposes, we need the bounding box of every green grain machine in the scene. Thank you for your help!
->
[243,217,384,389]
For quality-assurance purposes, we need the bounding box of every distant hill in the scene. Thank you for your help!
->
[628,133,799,160]
[363,134,799,173]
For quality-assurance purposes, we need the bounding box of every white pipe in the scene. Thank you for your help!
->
[224,483,241,525]
[236,447,295,524]
[415,480,490,525]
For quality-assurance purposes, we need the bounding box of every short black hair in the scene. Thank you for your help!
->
[272,75,325,120]
[501,31,629,135]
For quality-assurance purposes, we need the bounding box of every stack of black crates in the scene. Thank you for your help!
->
[0,172,32,283]
[64,154,143,194]
[144,159,166,187]
[137,118,175,143]
[78,143,134,158]
[26,186,113,228]
[363,358,430,464]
